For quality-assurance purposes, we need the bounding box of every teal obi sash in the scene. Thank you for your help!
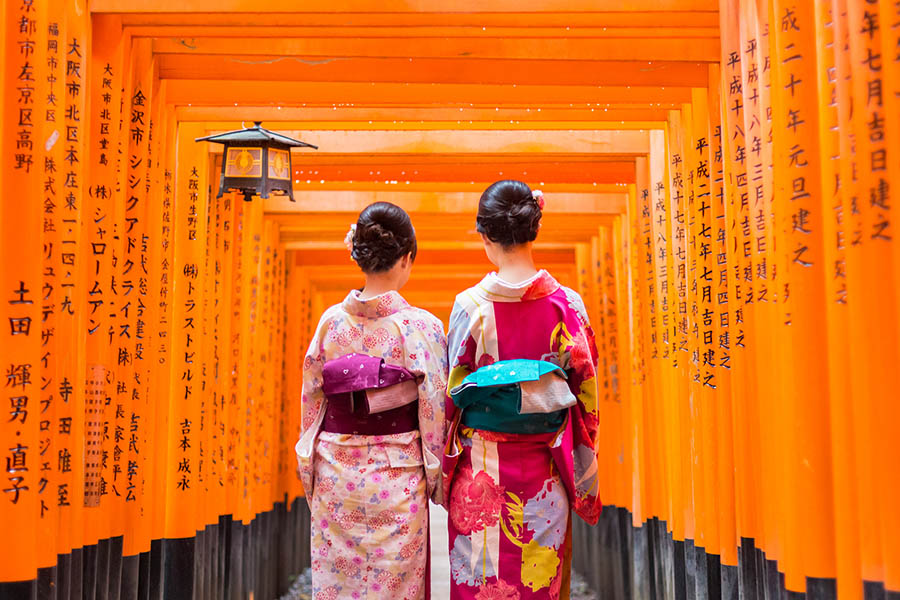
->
[450,359,577,434]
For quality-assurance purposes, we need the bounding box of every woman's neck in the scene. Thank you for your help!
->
[494,244,538,284]
[358,273,401,300]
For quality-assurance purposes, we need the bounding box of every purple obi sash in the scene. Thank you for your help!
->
[321,353,419,435]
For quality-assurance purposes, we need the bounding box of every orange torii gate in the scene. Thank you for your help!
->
[1,1,899,600]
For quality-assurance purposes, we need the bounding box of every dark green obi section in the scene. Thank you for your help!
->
[450,359,567,434]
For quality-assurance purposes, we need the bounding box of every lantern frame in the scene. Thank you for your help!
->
[196,121,317,202]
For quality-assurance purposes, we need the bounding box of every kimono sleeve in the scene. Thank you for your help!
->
[445,297,478,421]
[294,309,335,497]
[439,298,479,507]
[560,288,603,524]
[407,313,449,504]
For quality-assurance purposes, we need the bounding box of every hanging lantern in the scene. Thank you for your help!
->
[196,121,318,202]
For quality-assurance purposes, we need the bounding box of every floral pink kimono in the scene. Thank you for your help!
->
[296,290,448,600]
[443,270,601,600]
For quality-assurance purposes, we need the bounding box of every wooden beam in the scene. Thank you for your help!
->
[281,163,636,185]
[210,153,639,186]
[117,11,720,28]
[273,212,618,245]
[131,25,720,39]
[283,241,586,251]
[157,55,712,86]
[93,0,718,14]
[290,247,575,265]
[165,80,694,106]
[174,105,677,123]
[262,192,628,214]
[152,38,718,63]
[200,129,650,155]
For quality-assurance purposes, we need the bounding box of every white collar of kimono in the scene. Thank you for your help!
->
[474,269,560,302]
[342,289,411,318]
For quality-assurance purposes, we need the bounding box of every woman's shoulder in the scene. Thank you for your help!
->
[314,302,347,329]
[555,285,591,325]
[396,304,445,333]
[450,283,484,308]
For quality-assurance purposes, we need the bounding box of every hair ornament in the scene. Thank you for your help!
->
[532,189,545,210]
[343,223,357,251]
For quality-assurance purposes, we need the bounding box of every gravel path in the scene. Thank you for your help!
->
[276,566,598,600]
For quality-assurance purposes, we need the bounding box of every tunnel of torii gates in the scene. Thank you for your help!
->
[1,0,899,599]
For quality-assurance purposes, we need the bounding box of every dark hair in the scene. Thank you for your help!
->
[350,202,417,273]
[475,180,542,247]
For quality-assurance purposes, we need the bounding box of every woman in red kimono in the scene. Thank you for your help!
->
[443,181,601,600]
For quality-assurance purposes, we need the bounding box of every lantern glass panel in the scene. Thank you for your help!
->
[268,148,291,181]
[225,147,263,178]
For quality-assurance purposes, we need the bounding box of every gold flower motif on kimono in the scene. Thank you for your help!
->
[520,538,560,591]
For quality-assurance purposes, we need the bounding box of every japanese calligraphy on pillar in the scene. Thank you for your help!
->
[120,39,155,556]
[40,10,64,542]
[667,112,689,370]
[84,22,125,514]
[166,122,208,539]
[691,92,715,390]
[1,0,49,582]
[600,229,621,403]
[649,131,669,361]
[710,86,730,376]
[772,1,837,589]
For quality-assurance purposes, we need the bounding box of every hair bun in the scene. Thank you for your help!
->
[350,202,418,273]
[475,180,542,247]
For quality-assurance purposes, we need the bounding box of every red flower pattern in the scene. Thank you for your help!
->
[449,467,506,535]
[476,353,495,369]
[567,327,595,380]
[475,578,521,600]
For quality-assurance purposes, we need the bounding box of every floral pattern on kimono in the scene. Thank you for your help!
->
[442,270,600,600]
[297,290,449,600]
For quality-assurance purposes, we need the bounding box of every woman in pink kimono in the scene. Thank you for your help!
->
[443,181,602,600]
[296,202,448,600]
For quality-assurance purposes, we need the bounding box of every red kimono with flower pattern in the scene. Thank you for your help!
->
[442,270,601,600]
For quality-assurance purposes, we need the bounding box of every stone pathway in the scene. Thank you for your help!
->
[278,505,597,599]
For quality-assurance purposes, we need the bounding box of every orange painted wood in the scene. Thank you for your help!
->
[115,11,722,29]
[176,104,674,123]
[147,95,178,545]
[719,0,763,563]
[120,37,156,557]
[90,0,720,14]
[667,108,694,546]
[843,0,900,587]
[36,0,71,568]
[82,11,128,551]
[708,60,739,566]
[771,0,837,587]
[0,0,48,582]
[152,39,718,64]
[877,0,900,589]
[816,2,861,597]
[132,25,719,42]
[630,157,654,527]
[164,121,208,539]
[165,80,694,106]
[226,195,248,520]
[200,128,651,157]
[277,161,637,186]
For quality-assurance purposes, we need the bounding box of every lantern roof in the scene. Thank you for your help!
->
[195,122,318,149]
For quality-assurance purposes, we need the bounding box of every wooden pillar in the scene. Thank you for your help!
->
[770,0,837,590]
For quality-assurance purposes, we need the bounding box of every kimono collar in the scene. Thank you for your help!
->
[474,269,560,303]
[341,289,410,318]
